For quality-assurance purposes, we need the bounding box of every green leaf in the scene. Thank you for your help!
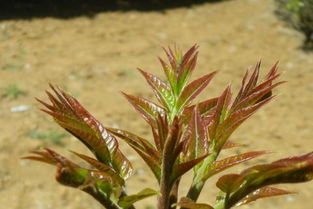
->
[159,57,176,94]
[70,151,124,184]
[118,188,158,209]
[217,152,313,208]
[24,149,122,198]
[161,45,199,97]
[138,69,174,111]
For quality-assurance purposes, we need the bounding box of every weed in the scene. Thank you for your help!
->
[1,63,23,71]
[26,128,67,146]
[276,0,313,48]
[2,84,26,99]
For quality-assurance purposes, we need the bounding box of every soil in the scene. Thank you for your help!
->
[0,0,312,209]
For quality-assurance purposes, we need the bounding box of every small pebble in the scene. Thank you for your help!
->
[10,105,31,113]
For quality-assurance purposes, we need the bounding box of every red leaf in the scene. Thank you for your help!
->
[231,81,284,112]
[207,86,232,140]
[235,186,295,206]
[172,154,208,184]
[137,69,174,110]
[177,72,216,112]
[106,128,161,181]
[232,62,261,107]
[23,148,78,168]
[182,106,209,163]
[107,128,160,161]
[197,97,218,117]
[161,45,199,96]
[70,151,125,185]
[222,141,242,150]
[181,97,218,125]
[177,199,213,209]
[231,62,282,112]
[38,85,133,179]
[216,174,240,193]
[133,147,161,181]
[154,113,169,151]
[159,57,176,92]
[25,149,124,199]
[202,151,268,181]
[163,46,178,71]
[122,92,166,126]
[217,152,313,208]
[177,47,199,90]
[215,96,274,149]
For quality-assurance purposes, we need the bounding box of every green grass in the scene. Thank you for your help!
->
[26,128,67,146]
[1,63,24,71]
[2,84,26,99]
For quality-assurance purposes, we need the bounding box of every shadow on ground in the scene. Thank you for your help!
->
[0,0,221,20]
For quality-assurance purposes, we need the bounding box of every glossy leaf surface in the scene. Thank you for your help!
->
[201,151,268,181]
[182,106,209,163]
[24,149,122,198]
[118,188,158,209]
[107,128,161,181]
[217,152,313,208]
[123,92,166,127]
[37,85,133,179]
[235,186,294,206]
[176,72,216,112]
[177,197,213,209]
[138,69,174,111]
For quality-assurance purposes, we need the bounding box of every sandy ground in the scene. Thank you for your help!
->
[0,0,312,209]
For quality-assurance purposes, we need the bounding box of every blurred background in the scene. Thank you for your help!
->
[0,0,312,209]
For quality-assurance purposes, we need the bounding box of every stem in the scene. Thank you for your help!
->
[158,124,178,209]
[186,151,218,201]
[212,192,227,209]
[83,187,136,209]
[121,189,136,209]
[84,187,121,209]
[186,181,204,201]
[158,163,172,209]
[214,200,225,209]
[169,179,180,209]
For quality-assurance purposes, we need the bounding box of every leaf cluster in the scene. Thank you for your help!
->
[25,45,313,209]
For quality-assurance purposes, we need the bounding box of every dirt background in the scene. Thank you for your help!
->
[0,0,312,209]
